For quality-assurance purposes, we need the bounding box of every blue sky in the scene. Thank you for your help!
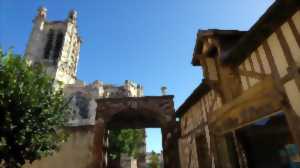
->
[0,0,274,153]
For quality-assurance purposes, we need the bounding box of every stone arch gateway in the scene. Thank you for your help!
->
[92,95,180,168]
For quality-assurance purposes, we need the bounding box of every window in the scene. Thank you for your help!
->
[53,31,64,63]
[195,134,210,168]
[44,29,54,59]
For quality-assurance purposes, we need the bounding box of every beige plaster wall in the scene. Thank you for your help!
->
[23,127,95,168]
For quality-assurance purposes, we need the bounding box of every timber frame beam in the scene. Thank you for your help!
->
[208,77,284,134]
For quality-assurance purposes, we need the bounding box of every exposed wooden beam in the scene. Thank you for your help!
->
[208,77,284,134]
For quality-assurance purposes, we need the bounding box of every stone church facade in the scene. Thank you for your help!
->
[19,0,300,168]
[25,7,81,86]
[23,7,146,168]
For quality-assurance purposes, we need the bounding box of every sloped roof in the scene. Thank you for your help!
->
[192,29,245,66]
[222,0,300,65]
[176,80,210,117]
[177,0,300,117]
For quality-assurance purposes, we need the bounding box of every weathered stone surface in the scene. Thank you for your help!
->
[23,126,96,168]
[96,95,180,168]
[25,7,81,86]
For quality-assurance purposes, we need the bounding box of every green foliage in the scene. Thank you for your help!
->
[148,151,160,168]
[108,129,145,160]
[0,49,70,167]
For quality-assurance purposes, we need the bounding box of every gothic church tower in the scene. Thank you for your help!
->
[25,7,81,85]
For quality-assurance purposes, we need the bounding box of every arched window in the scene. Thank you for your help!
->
[43,29,54,59]
[53,31,64,63]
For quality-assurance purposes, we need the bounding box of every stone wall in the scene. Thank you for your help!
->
[25,7,81,86]
[23,127,96,168]
[22,79,146,168]
[120,154,138,168]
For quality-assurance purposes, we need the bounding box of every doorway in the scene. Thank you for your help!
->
[227,113,300,168]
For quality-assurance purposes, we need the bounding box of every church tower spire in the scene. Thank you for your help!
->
[25,7,81,85]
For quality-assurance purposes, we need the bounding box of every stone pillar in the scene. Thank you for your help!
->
[161,124,180,168]
[25,7,47,61]
[92,119,106,168]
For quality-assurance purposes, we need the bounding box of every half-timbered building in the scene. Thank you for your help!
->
[177,0,300,167]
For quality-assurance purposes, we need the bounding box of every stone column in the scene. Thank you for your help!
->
[161,124,180,168]
[92,119,106,168]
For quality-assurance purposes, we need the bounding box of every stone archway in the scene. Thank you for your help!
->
[92,96,180,168]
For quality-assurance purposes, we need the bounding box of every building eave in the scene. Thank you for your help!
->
[176,80,210,118]
[221,0,300,65]
[192,29,246,66]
